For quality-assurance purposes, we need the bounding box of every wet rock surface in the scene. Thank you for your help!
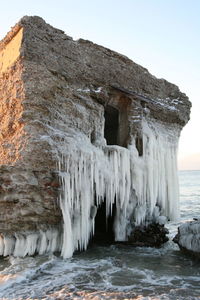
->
[127,223,169,247]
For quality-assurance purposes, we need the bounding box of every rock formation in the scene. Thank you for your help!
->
[0,16,191,258]
[173,220,200,258]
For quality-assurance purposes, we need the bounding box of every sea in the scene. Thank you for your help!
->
[0,170,199,300]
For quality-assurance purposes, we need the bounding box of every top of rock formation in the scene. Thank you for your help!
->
[0,16,191,125]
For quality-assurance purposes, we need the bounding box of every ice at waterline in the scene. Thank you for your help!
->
[0,120,179,258]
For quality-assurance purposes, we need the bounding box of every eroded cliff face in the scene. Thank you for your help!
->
[0,16,191,257]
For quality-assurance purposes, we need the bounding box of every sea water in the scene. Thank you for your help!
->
[0,170,199,300]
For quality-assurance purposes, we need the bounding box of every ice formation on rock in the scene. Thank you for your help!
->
[0,118,180,259]
[174,221,200,254]
[0,229,61,257]
[59,119,180,258]
[0,16,190,259]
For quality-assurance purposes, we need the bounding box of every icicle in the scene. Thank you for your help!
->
[0,234,4,256]
[13,233,26,257]
[46,229,61,253]
[3,236,15,256]
[37,231,48,255]
[59,172,74,258]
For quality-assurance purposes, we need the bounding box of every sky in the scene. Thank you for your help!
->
[0,0,199,170]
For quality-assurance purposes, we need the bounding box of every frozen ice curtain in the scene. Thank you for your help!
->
[59,119,179,258]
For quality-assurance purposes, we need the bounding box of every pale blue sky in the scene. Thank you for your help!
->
[1,0,200,169]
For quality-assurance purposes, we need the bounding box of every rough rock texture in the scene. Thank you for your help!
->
[0,16,191,256]
[173,220,200,259]
[127,223,169,247]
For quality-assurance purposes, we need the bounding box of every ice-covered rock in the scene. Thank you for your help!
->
[0,16,191,257]
[173,221,200,258]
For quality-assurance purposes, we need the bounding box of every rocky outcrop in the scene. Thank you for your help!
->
[128,223,169,247]
[173,220,200,258]
[0,16,191,257]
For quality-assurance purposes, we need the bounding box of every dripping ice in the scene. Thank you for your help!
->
[0,229,61,257]
[0,120,180,258]
[59,120,180,258]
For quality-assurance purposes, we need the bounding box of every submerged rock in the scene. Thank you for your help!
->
[0,16,191,258]
[173,220,200,258]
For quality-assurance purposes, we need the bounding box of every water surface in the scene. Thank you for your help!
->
[0,170,200,299]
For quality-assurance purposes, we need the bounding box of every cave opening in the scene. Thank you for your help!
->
[104,102,130,148]
[91,200,116,245]
[104,105,119,145]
